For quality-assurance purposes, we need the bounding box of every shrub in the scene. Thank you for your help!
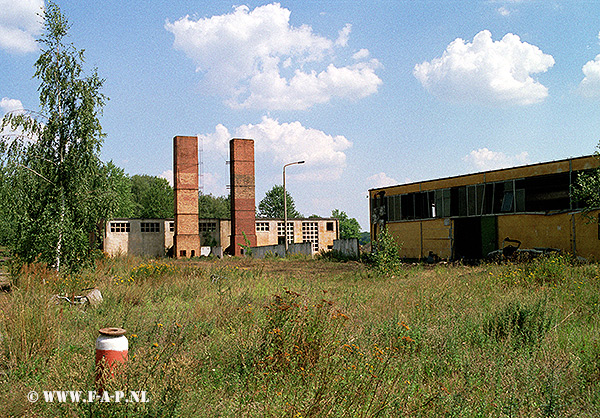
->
[317,249,359,262]
[483,299,553,350]
[371,227,402,275]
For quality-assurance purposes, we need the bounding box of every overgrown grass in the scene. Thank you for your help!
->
[0,254,599,416]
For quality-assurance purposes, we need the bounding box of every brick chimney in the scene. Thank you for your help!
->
[173,136,200,258]
[229,138,257,255]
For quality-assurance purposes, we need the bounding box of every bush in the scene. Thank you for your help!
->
[483,299,553,350]
[371,227,402,275]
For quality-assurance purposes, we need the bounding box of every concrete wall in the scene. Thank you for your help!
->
[573,210,600,261]
[250,242,312,258]
[199,219,231,249]
[333,238,360,258]
[104,219,172,257]
[382,210,600,261]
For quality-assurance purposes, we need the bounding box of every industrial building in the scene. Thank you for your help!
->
[103,135,340,258]
[103,217,338,257]
[369,155,600,261]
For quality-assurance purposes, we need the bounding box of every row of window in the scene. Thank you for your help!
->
[110,222,162,233]
[110,221,218,233]
[110,220,337,236]
[373,172,575,222]
[256,221,336,232]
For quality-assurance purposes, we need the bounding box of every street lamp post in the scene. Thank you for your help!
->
[283,160,305,254]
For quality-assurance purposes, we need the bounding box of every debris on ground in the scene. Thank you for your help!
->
[51,287,103,307]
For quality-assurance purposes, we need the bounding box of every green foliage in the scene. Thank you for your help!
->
[96,162,135,219]
[238,231,253,257]
[130,175,173,219]
[0,3,109,271]
[317,249,359,262]
[371,226,402,275]
[257,184,301,218]
[331,208,361,239]
[359,231,371,245]
[573,151,600,209]
[198,193,230,219]
[494,252,570,286]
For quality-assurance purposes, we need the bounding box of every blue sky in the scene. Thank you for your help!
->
[3,0,600,229]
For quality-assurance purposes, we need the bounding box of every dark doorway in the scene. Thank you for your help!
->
[454,216,497,260]
[454,218,482,260]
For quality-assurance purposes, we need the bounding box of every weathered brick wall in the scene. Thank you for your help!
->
[173,136,200,258]
[230,138,257,255]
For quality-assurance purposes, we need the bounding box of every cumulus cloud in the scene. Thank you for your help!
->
[414,30,554,106]
[367,172,398,189]
[463,148,529,171]
[199,117,352,181]
[1,97,24,114]
[165,3,382,110]
[0,0,44,54]
[578,33,600,99]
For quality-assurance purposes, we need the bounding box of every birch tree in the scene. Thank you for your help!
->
[0,2,107,271]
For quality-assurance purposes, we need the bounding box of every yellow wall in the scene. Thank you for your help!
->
[496,213,572,251]
[573,210,600,261]
[387,219,452,259]
[381,211,600,261]
[495,212,599,261]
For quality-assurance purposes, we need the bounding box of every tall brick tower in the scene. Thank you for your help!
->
[173,136,200,258]
[230,138,257,256]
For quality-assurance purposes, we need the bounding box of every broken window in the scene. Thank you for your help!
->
[199,222,217,232]
[434,189,451,218]
[401,194,415,220]
[326,221,334,231]
[141,222,160,233]
[523,173,570,212]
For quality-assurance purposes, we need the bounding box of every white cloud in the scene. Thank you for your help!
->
[497,7,511,16]
[200,117,352,181]
[0,0,44,54]
[367,172,398,188]
[352,48,370,60]
[165,3,382,110]
[335,23,351,47]
[159,169,173,187]
[201,171,228,196]
[414,30,554,106]
[1,97,23,114]
[463,148,529,171]
[1,97,26,138]
[578,54,600,97]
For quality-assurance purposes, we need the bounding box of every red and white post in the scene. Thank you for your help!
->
[95,327,128,391]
